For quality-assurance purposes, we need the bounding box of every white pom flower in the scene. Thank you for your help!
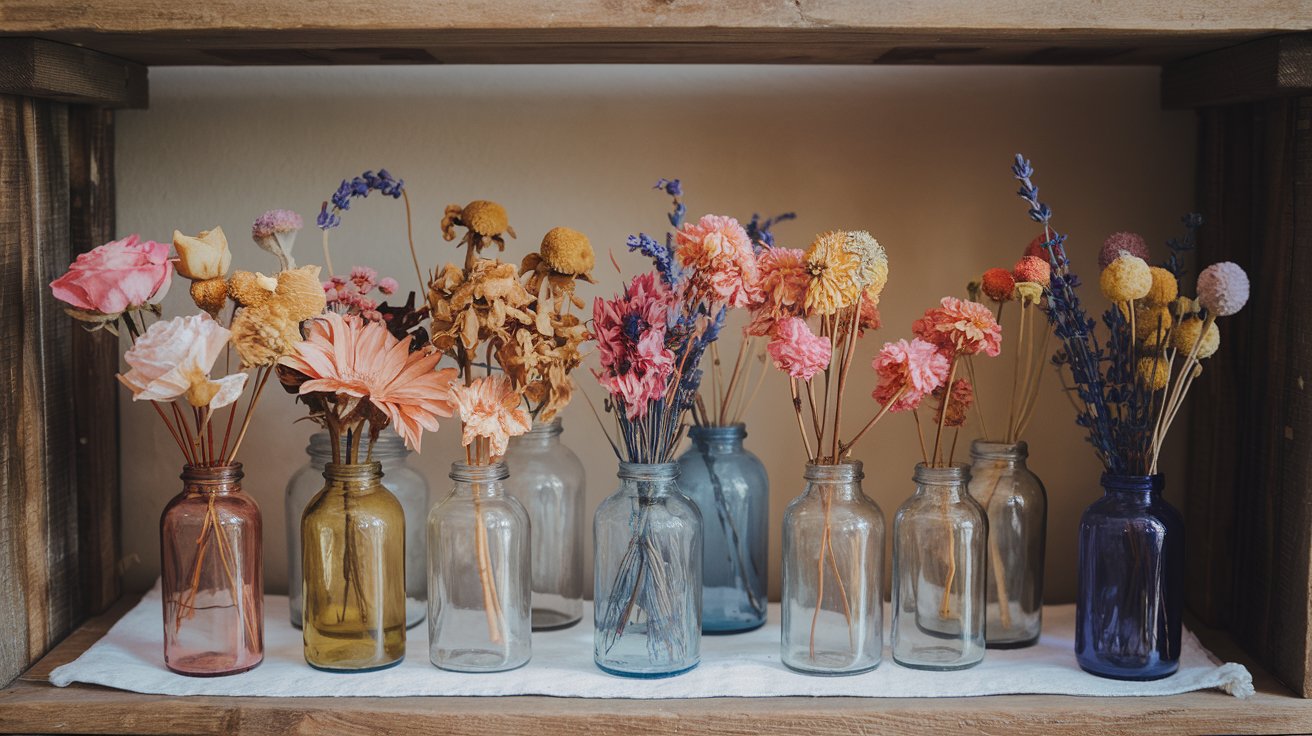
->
[1196,261,1249,316]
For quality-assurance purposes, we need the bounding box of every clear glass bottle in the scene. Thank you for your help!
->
[1076,474,1183,681]
[967,440,1046,648]
[892,463,987,671]
[286,429,428,629]
[428,461,532,672]
[676,423,768,634]
[503,419,585,631]
[781,461,884,675]
[301,461,406,672]
[160,463,263,676]
[593,462,702,678]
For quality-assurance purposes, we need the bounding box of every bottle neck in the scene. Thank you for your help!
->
[450,461,510,497]
[322,461,384,493]
[969,439,1028,469]
[913,462,971,500]
[689,423,747,455]
[802,461,863,501]
[1101,473,1164,499]
[508,418,563,450]
[306,429,410,466]
[617,462,680,499]
[181,463,244,495]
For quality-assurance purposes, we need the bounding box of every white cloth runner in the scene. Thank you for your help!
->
[52,584,1253,699]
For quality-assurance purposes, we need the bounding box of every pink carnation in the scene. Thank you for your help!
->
[873,338,950,412]
[378,277,399,295]
[1099,231,1149,269]
[50,234,173,315]
[675,214,761,308]
[746,246,808,337]
[912,296,1002,357]
[766,317,831,381]
[592,272,676,418]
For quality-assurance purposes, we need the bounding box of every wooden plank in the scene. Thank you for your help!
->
[66,105,119,616]
[0,38,145,108]
[1163,34,1312,109]
[0,1,1308,66]
[1188,96,1312,696]
[1,602,1310,735]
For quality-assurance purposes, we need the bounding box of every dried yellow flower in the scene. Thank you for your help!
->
[539,227,595,277]
[1173,316,1220,359]
[804,231,863,315]
[1134,304,1173,342]
[1136,357,1170,390]
[276,266,327,322]
[230,303,303,368]
[441,200,517,255]
[1099,253,1152,303]
[228,271,276,309]
[1145,267,1179,306]
[190,277,229,316]
[1014,281,1044,306]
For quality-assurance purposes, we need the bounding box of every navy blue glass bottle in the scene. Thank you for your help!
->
[676,424,768,633]
[1075,474,1183,680]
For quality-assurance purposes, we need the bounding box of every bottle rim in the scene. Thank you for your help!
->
[913,462,970,484]
[1100,473,1165,492]
[688,423,747,442]
[617,461,680,482]
[306,428,410,459]
[969,439,1028,460]
[803,460,863,482]
[180,462,244,485]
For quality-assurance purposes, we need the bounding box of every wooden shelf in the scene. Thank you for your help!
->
[0,0,1308,65]
[2,595,1311,735]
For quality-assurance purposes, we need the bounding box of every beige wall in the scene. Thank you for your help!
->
[116,65,1194,603]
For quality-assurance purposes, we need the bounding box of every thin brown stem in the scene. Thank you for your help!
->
[832,306,861,462]
[931,352,960,467]
[789,378,815,462]
[151,401,191,461]
[839,385,905,458]
[225,366,272,464]
[401,190,425,295]
[912,409,929,466]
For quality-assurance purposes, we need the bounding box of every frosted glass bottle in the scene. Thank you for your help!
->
[503,419,585,630]
[286,429,428,628]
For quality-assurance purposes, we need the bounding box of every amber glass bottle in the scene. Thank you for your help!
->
[301,461,406,671]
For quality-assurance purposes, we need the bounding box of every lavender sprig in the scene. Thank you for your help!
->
[1163,213,1203,279]
[317,169,405,230]
[744,211,797,250]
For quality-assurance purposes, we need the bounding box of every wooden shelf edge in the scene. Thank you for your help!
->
[2,594,1311,736]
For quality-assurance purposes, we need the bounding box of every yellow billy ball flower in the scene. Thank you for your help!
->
[1134,304,1173,342]
[1145,267,1179,306]
[1172,316,1220,359]
[1100,253,1152,302]
[1137,357,1170,390]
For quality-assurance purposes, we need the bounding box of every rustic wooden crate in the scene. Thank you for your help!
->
[0,5,1309,730]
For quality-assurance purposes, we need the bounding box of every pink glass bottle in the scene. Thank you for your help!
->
[160,463,264,676]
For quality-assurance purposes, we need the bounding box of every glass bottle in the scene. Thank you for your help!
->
[967,440,1046,648]
[301,461,406,672]
[781,461,884,675]
[1075,474,1183,681]
[892,463,987,671]
[160,463,263,676]
[286,429,429,629]
[593,462,702,678]
[503,419,585,631]
[676,423,768,634]
[428,462,532,672]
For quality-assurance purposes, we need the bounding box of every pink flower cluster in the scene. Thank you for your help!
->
[50,234,173,316]
[675,214,761,308]
[746,246,809,337]
[873,338,950,411]
[593,272,676,419]
[766,317,831,381]
[323,265,399,322]
[912,296,1002,357]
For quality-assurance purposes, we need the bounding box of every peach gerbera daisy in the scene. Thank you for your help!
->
[449,374,532,458]
[279,311,457,451]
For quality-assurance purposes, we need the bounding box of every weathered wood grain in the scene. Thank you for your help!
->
[0,38,146,108]
[1188,95,1312,697]
[1163,34,1312,109]
[66,105,119,616]
[0,0,1308,65]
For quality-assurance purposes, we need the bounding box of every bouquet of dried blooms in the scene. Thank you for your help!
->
[1008,154,1249,475]
[50,215,326,646]
[425,198,594,644]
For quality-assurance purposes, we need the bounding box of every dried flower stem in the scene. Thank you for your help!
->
[225,365,272,464]
[789,378,816,462]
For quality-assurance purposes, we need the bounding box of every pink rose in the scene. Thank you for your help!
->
[50,235,173,315]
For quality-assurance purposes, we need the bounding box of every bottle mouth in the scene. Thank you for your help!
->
[689,423,747,442]
[913,462,970,484]
[1101,473,1165,492]
[803,460,863,482]
[307,428,409,459]
[450,461,510,483]
[323,461,383,483]
[519,418,563,439]
[970,439,1028,461]
[180,462,244,484]
[617,462,680,482]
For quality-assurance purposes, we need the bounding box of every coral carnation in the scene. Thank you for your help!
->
[675,214,761,308]
[912,297,1003,357]
[933,378,975,427]
[873,338,951,412]
[766,317,831,381]
[746,246,809,337]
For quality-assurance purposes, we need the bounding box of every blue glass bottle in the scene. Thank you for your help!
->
[676,424,768,633]
[593,462,702,678]
[1075,474,1183,680]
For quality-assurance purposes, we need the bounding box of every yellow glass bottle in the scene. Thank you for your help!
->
[301,461,406,671]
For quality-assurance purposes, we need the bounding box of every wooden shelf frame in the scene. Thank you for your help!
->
[1,596,1311,736]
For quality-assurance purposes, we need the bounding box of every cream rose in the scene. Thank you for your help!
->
[173,226,232,281]
[118,314,247,409]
